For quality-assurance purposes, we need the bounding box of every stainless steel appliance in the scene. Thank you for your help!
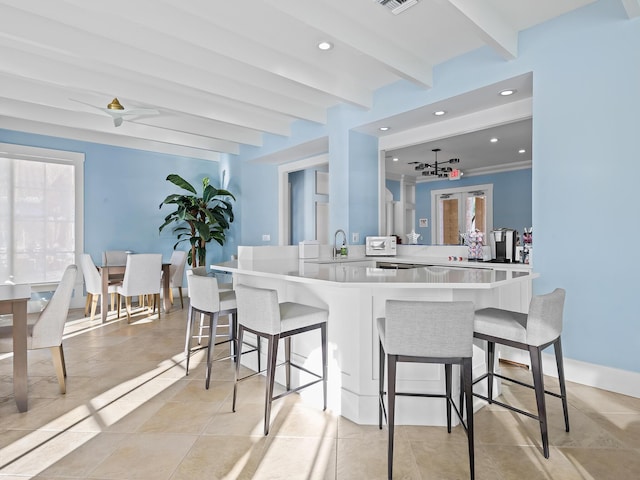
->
[489,228,517,263]
[365,236,397,257]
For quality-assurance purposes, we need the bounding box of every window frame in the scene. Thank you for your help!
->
[0,142,84,291]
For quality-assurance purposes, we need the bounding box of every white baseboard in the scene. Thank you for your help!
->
[501,347,640,399]
[541,353,640,399]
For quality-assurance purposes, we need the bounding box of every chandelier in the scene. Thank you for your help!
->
[410,148,461,178]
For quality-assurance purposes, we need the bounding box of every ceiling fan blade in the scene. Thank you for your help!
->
[70,98,107,114]
[120,108,160,117]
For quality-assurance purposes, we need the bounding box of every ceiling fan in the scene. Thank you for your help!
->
[71,97,160,127]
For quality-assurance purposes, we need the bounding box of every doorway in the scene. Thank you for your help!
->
[278,154,329,245]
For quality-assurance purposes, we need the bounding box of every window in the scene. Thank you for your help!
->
[0,143,84,286]
[431,184,493,245]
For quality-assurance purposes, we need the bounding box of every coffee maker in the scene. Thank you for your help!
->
[489,228,517,263]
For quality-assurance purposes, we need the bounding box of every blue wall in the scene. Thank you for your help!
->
[3,0,639,374]
[0,129,229,267]
[233,0,639,373]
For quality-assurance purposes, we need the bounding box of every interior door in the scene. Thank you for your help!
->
[436,190,488,245]
[438,194,461,244]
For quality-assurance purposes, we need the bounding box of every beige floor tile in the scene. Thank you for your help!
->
[410,439,484,480]
[255,435,337,480]
[87,432,197,480]
[337,436,419,479]
[136,399,223,434]
[0,430,100,476]
[169,435,268,480]
[558,446,640,479]
[483,445,585,480]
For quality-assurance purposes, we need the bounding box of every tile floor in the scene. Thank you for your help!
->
[1,303,639,479]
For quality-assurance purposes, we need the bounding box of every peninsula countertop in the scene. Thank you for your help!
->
[210,258,537,289]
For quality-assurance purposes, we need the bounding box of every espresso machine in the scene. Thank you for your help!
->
[489,228,517,263]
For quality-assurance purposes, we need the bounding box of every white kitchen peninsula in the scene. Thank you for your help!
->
[211,246,537,426]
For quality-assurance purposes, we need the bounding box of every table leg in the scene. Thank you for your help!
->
[101,266,109,323]
[162,264,171,313]
[12,299,28,412]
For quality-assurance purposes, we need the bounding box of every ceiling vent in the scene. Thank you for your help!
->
[375,0,420,15]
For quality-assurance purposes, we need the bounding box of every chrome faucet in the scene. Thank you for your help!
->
[333,229,347,258]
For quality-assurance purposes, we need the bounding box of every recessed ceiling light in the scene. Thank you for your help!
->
[379,126,390,131]
[518,149,526,154]
[499,89,516,96]
[317,41,333,51]
[490,137,499,143]
[433,110,446,116]
[392,157,399,162]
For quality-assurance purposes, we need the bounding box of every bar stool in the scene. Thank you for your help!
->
[472,288,569,459]
[378,300,475,480]
[232,284,328,436]
[185,274,258,384]
[186,268,233,347]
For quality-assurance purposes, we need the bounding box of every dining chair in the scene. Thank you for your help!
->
[102,250,129,266]
[102,250,129,287]
[80,253,120,321]
[0,264,78,394]
[168,250,188,308]
[115,254,162,323]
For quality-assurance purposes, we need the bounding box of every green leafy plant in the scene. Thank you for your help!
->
[159,174,235,267]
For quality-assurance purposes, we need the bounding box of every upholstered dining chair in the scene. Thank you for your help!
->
[80,253,120,321]
[168,250,188,308]
[102,250,129,266]
[0,264,77,394]
[115,254,162,323]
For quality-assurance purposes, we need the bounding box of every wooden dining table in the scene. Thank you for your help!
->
[0,283,31,412]
[99,263,172,323]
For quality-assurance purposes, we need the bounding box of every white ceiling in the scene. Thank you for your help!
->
[0,0,608,164]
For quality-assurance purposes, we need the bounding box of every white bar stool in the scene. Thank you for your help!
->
[472,288,569,458]
[185,273,238,381]
[232,284,328,436]
[378,300,475,480]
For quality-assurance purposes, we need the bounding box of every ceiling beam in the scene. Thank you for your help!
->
[444,0,518,60]
[0,116,221,161]
[0,4,314,129]
[622,0,640,18]
[0,42,291,137]
[0,98,240,154]
[264,0,434,88]
[57,0,372,110]
[0,71,264,147]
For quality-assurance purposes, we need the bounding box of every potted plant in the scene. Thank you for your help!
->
[159,174,235,267]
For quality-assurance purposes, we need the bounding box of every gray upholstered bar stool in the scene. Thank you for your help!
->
[232,284,328,436]
[378,300,475,480]
[187,268,233,347]
[472,288,569,459]
[184,273,237,382]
